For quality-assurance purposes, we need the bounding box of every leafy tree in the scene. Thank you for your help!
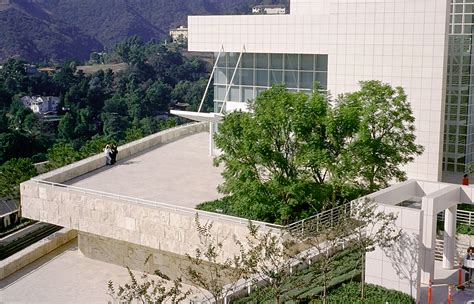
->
[79,135,108,158]
[46,143,81,169]
[0,158,37,199]
[339,80,424,192]
[58,112,76,141]
[214,82,423,223]
[214,85,332,224]
[183,215,249,304]
[348,198,400,299]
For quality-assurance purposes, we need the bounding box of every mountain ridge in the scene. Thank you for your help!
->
[0,0,286,63]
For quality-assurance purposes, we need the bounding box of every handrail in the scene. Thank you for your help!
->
[30,179,284,230]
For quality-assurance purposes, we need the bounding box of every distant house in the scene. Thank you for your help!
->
[37,67,57,75]
[0,199,20,231]
[252,5,287,15]
[20,96,60,114]
[169,26,188,43]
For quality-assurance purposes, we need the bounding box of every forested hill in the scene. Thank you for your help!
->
[0,0,286,63]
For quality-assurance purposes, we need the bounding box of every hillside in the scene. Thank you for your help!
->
[0,0,287,63]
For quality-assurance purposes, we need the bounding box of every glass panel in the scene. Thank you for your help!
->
[240,69,254,86]
[215,85,227,101]
[316,55,328,71]
[314,72,328,88]
[285,71,298,88]
[256,53,268,69]
[271,70,283,84]
[465,14,474,23]
[217,53,226,67]
[300,54,314,70]
[230,86,240,102]
[300,72,314,89]
[230,69,241,85]
[241,53,254,69]
[215,68,227,84]
[228,53,239,67]
[270,54,283,69]
[255,69,269,86]
[285,54,298,70]
[242,86,254,102]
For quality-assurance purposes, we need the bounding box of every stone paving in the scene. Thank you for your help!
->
[66,132,224,209]
[0,239,195,303]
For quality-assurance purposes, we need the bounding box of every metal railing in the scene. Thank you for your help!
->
[287,203,352,235]
[437,209,474,226]
[435,238,469,263]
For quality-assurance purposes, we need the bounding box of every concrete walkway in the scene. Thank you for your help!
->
[0,239,195,303]
[66,132,224,209]
[419,261,474,303]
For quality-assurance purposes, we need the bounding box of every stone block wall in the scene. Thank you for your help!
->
[21,180,275,263]
[78,232,193,280]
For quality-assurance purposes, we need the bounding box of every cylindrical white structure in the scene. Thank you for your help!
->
[443,205,457,269]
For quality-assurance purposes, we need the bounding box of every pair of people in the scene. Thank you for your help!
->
[104,144,118,165]
[465,247,474,285]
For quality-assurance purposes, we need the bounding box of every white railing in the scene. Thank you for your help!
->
[437,209,474,226]
[435,238,469,263]
[286,203,352,235]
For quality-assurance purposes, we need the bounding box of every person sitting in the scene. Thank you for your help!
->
[104,144,112,165]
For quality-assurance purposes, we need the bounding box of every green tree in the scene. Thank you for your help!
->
[214,85,332,224]
[0,158,37,199]
[339,80,424,192]
[46,143,81,169]
[214,82,423,223]
[58,112,76,141]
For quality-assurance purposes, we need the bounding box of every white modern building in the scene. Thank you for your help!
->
[180,0,459,183]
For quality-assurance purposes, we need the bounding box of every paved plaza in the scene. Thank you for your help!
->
[0,239,193,303]
[67,132,223,209]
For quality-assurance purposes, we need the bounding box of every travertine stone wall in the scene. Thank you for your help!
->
[21,181,270,262]
[78,232,194,280]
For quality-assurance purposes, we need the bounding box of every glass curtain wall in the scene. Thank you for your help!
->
[213,53,328,112]
[443,0,474,176]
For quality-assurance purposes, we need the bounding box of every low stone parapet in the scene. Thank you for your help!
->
[0,228,77,280]
[36,122,208,184]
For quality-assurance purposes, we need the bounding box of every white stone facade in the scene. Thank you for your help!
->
[188,0,450,182]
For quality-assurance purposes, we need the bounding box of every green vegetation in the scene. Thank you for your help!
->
[320,282,415,304]
[0,37,212,199]
[200,82,423,224]
[234,249,361,303]
[458,203,474,212]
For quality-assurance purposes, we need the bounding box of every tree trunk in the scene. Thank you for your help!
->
[360,253,366,299]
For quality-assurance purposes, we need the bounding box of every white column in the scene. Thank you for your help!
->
[443,205,457,269]
[421,195,438,284]
[209,122,214,156]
